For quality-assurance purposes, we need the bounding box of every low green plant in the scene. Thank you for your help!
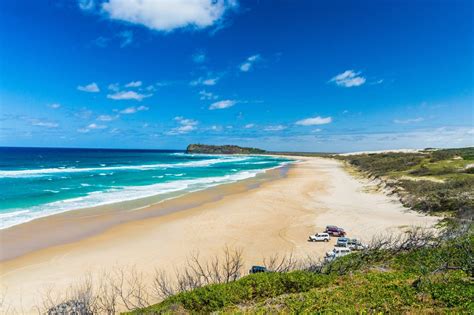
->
[134,271,334,313]
[339,148,474,218]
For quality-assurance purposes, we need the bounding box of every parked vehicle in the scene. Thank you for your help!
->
[308,233,330,242]
[325,247,352,261]
[249,265,268,274]
[324,225,346,237]
[336,237,350,247]
[347,239,368,251]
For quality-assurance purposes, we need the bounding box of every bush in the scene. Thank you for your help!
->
[409,165,457,176]
[347,153,426,176]
[429,147,474,162]
[397,177,474,217]
[138,271,333,313]
[339,149,474,218]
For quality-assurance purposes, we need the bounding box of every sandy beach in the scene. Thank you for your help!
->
[0,157,439,313]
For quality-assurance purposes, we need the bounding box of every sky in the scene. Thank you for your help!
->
[0,0,473,152]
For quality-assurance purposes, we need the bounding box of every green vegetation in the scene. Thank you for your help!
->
[129,229,473,314]
[337,147,474,219]
[186,144,266,154]
[137,272,335,314]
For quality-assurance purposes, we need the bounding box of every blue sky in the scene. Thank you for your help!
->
[0,0,472,152]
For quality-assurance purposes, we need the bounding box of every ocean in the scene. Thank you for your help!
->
[0,147,293,229]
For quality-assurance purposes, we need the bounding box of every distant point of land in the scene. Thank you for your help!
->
[186,144,266,154]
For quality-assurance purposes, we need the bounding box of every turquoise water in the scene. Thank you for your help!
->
[0,147,292,229]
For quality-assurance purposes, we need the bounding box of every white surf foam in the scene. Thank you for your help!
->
[0,156,250,178]
[0,161,292,230]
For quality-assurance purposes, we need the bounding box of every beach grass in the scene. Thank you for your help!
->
[337,147,474,219]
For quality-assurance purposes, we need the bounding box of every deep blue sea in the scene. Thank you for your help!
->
[0,147,292,229]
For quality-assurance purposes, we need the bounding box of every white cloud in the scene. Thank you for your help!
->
[125,80,142,88]
[264,125,286,131]
[175,116,198,126]
[175,125,195,133]
[244,123,255,129]
[77,123,107,133]
[101,0,237,32]
[239,54,261,72]
[93,36,109,48]
[97,114,118,121]
[108,83,120,91]
[119,106,149,114]
[167,116,198,135]
[295,116,332,126]
[209,99,237,110]
[48,103,61,109]
[330,70,366,87]
[78,0,95,10]
[191,76,220,86]
[107,90,151,101]
[31,120,59,128]
[87,123,107,129]
[193,51,206,63]
[119,30,133,47]
[199,90,218,100]
[394,117,424,124]
[145,85,157,92]
[77,82,100,93]
[203,78,218,85]
[210,125,223,131]
[75,108,93,120]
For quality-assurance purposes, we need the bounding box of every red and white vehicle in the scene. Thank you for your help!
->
[324,225,346,237]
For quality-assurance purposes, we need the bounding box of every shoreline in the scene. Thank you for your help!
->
[0,155,292,231]
[0,163,291,262]
[0,157,439,313]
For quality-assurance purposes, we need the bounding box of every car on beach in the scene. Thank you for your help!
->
[325,225,346,237]
[249,266,268,274]
[336,237,350,247]
[347,239,368,251]
[325,247,352,262]
[308,233,330,242]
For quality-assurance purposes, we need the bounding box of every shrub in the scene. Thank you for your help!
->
[136,271,333,313]
[397,178,474,217]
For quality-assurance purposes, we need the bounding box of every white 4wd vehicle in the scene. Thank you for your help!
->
[324,247,351,261]
[347,239,368,251]
[308,233,330,242]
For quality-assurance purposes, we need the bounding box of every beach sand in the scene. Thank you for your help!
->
[0,157,439,313]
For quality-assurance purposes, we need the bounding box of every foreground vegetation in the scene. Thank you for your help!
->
[337,147,474,220]
[131,226,473,314]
